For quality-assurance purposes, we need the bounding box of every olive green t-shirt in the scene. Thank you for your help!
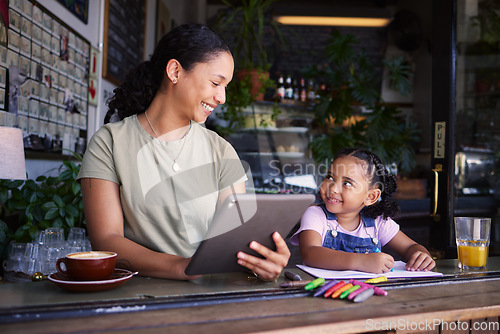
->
[77,115,246,257]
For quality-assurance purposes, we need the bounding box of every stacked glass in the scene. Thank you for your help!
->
[2,227,92,280]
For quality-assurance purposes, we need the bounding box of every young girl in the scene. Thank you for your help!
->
[291,148,435,274]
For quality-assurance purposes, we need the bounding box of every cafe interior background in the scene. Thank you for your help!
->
[0,0,499,275]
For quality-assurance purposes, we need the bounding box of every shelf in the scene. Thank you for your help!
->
[240,152,305,158]
[240,126,309,133]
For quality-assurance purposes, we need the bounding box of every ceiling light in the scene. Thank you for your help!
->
[274,15,391,27]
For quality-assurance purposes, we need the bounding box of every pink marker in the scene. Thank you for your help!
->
[350,279,388,296]
[347,285,368,300]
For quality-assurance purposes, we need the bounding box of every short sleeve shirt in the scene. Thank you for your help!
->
[290,205,400,247]
[77,115,246,257]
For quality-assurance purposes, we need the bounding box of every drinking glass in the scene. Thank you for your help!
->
[454,217,491,270]
[41,227,65,274]
[34,230,46,245]
[83,238,93,252]
[66,227,86,254]
[3,242,27,273]
[22,242,43,276]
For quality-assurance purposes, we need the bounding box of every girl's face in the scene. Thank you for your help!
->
[320,156,380,216]
[176,52,234,124]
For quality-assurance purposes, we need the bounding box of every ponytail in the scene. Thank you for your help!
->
[105,61,158,122]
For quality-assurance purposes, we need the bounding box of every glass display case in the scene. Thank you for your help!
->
[455,0,500,254]
[225,102,319,194]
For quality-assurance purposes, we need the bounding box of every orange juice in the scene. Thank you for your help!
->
[457,244,488,268]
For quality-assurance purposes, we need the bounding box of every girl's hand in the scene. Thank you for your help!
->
[360,253,395,274]
[236,232,290,281]
[405,251,436,271]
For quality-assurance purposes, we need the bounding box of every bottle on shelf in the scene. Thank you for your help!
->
[293,77,300,101]
[285,74,293,100]
[300,77,307,103]
[317,82,327,103]
[276,74,285,101]
[307,79,316,103]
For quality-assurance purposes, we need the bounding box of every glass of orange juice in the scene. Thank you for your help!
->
[454,217,491,270]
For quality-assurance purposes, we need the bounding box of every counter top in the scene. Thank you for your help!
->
[1,258,500,333]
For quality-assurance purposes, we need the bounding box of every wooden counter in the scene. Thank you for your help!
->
[1,259,500,333]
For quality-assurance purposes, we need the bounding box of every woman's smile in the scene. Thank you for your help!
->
[201,102,215,116]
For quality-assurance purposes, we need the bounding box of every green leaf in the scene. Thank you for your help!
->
[65,215,75,228]
[44,208,59,220]
[42,202,57,211]
[29,225,39,241]
[52,218,64,228]
[0,187,8,204]
[53,195,64,207]
[29,192,38,203]
[65,204,79,217]
[71,182,81,195]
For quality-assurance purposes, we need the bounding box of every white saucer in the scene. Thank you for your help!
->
[48,268,137,292]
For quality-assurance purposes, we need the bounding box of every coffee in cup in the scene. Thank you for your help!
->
[56,251,117,281]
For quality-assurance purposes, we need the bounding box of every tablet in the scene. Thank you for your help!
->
[185,193,315,275]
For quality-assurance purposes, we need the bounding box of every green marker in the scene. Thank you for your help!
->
[305,277,325,290]
[340,284,360,299]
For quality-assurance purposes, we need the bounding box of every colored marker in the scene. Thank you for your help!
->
[340,284,360,299]
[313,279,339,297]
[323,281,346,298]
[284,271,302,281]
[350,279,388,296]
[280,280,313,288]
[348,285,368,300]
[305,277,325,290]
[353,288,375,303]
[365,276,388,284]
[331,283,353,298]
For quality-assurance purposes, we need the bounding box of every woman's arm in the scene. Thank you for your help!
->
[80,178,200,280]
[385,231,436,271]
[298,230,394,274]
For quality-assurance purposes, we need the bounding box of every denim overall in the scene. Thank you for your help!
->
[319,204,381,254]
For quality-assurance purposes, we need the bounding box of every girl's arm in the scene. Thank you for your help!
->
[81,178,201,280]
[385,230,436,271]
[298,230,394,274]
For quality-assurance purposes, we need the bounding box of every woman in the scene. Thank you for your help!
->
[77,23,290,281]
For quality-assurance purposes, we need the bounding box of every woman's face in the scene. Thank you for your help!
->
[177,52,234,124]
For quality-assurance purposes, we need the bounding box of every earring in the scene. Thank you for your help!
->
[172,79,177,84]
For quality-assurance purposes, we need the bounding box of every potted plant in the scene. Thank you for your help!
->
[305,30,420,174]
[211,0,284,135]
[0,155,85,263]
[214,0,284,95]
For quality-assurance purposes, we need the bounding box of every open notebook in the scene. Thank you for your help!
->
[297,261,443,280]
